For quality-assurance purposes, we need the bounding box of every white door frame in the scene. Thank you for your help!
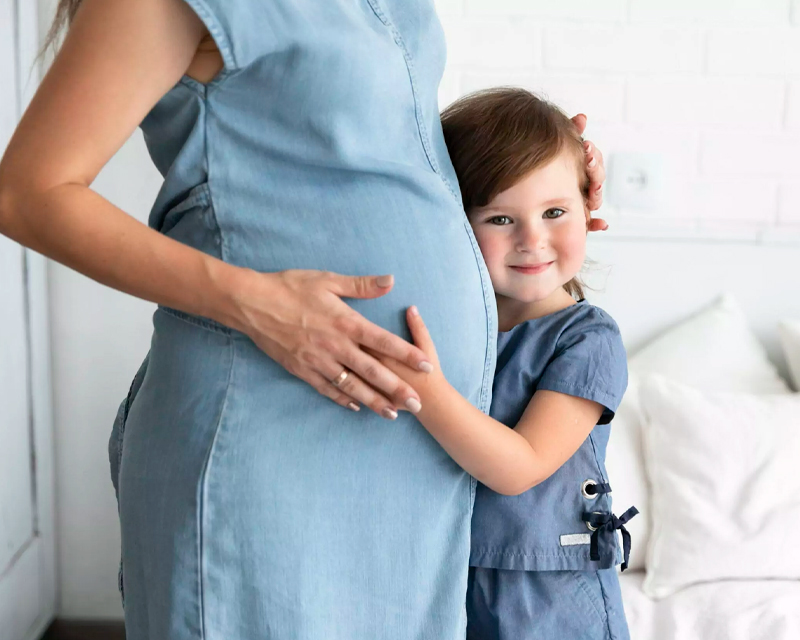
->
[0,0,57,638]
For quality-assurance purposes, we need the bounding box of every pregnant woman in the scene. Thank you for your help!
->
[0,0,605,637]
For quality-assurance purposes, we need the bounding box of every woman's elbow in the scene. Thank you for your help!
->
[0,180,29,239]
[0,184,14,235]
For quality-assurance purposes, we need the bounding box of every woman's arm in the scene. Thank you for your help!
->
[0,0,223,316]
[0,0,431,419]
[375,307,604,495]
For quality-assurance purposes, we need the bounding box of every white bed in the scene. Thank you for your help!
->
[582,238,800,639]
[620,571,800,640]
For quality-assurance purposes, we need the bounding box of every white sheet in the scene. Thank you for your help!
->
[620,571,800,640]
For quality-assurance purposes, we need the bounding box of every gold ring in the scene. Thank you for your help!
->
[331,369,350,388]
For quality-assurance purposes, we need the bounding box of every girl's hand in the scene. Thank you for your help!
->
[365,306,447,405]
[231,269,433,419]
[571,113,609,231]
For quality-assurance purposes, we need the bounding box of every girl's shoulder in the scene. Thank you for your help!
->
[512,299,622,343]
[566,301,622,336]
[555,302,625,357]
[498,301,626,373]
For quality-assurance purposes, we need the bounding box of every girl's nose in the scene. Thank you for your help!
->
[515,224,547,252]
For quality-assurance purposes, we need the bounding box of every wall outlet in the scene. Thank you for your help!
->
[607,152,666,212]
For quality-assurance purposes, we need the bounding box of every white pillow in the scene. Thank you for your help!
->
[639,374,800,599]
[606,293,791,571]
[779,320,800,391]
[629,293,789,393]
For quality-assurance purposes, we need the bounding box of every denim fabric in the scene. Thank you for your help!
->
[470,301,630,572]
[108,351,149,608]
[110,0,497,638]
[467,567,631,640]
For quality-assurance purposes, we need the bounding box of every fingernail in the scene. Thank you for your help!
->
[409,305,419,317]
[382,408,398,420]
[405,398,422,414]
[376,275,393,287]
[585,142,592,152]
[588,158,597,168]
[419,361,434,373]
[596,184,603,193]
[347,402,360,412]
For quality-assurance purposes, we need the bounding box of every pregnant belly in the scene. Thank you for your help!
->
[219,167,496,408]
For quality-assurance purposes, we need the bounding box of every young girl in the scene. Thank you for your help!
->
[374,88,638,639]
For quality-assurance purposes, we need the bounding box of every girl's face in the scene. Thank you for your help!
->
[468,151,589,321]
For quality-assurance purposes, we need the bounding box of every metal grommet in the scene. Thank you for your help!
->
[581,479,598,500]
[585,511,603,532]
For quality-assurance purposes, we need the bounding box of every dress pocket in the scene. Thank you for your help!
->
[108,352,151,606]
[159,183,224,260]
[570,570,611,636]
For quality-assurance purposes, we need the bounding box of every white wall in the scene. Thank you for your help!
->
[437,0,800,240]
[39,0,800,619]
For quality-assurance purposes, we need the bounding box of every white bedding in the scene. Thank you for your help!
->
[621,571,800,640]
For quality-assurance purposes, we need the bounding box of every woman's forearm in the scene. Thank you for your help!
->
[420,382,544,495]
[0,183,255,332]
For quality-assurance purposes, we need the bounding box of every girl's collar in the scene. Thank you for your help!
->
[498,298,587,334]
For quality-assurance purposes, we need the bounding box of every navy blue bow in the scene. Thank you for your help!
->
[582,506,639,572]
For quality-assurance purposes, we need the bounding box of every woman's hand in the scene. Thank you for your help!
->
[230,268,434,420]
[365,306,448,411]
[571,113,608,231]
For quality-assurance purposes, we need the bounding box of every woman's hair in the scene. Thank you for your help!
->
[441,87,593,301]
[37,0,82,63]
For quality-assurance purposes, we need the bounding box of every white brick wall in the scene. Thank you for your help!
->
[787,83,800,129]
[464,0,628,22]
[629,0,790,26]
[543,27,704,74]
[435,0,800,242]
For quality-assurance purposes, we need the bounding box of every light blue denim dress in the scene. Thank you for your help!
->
[107,1,497,638]
[466,301,635,640]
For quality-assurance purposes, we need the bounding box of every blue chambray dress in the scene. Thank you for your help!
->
[467,300,635,640]
[107,1,497,638]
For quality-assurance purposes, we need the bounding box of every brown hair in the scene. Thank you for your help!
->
[441,87,593,301]
[37,0,82,65]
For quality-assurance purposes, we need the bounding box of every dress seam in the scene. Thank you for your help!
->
[178,70,238,97]
[173,0,244,96]
[536,379,618,405]
[181,0,238,71]
[594,570,615,640]
[573,570,609,630]
[462,219,495,413]
[588,433,609,485]
[200,92,228,263]
[364,0,460,204]
[197,335,235,639]
[158,306,233,336]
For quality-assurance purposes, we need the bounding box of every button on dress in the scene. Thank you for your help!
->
[108,1,497,638]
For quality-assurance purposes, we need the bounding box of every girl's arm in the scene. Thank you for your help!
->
[376,307,604,496]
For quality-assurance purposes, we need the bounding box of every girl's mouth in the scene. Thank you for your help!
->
[509,262,553,275]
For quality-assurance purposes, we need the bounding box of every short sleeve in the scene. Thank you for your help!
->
[181,0,274,72]
[536,311,628,425]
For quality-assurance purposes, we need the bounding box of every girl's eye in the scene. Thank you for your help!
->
[488,216,512,225]
[544,208,566,219]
